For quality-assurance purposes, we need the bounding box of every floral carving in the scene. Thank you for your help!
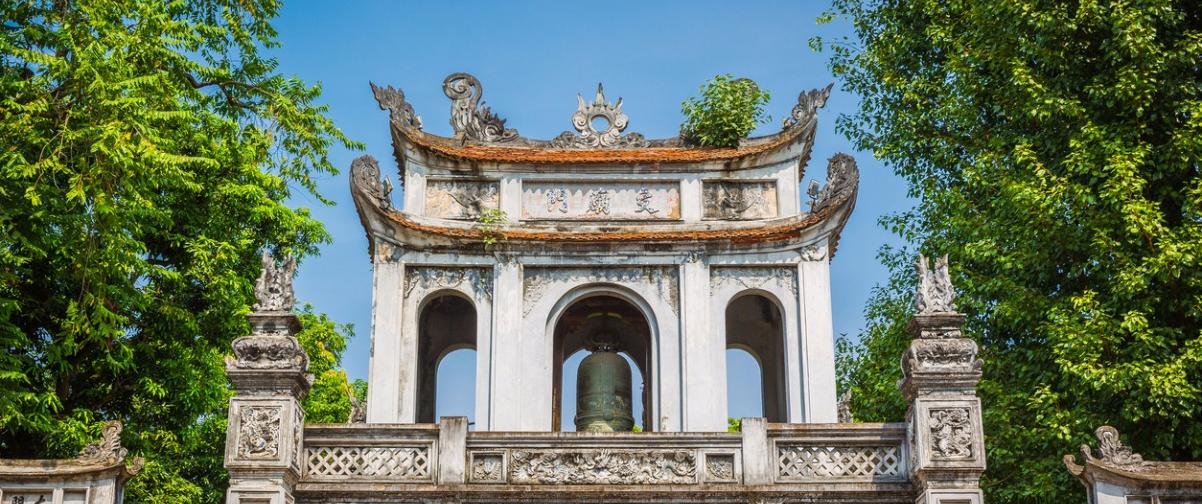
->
[710,267,798,297]
[404,267,493,301]
[915,254,956,315]
[705,454,736,482]
[231,334,308,370]
[237,406,282,460]
[911,338,979,369]
[522,267,678,317]
[549,83,649,149]
[471,453,505,482]
[253,250,296,312]
[928,408,973,459]
[444,72,518,144]
[370,82,423,130]
[508,449,696,484]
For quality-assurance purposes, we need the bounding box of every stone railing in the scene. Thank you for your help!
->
[295,418,912,495]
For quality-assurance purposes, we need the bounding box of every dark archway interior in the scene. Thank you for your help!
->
[725,294,787,422]
[552,294,652,431]
[417,294,476,423]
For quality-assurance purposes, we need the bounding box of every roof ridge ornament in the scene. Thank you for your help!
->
[370,82,422,130]
[443,72,519,144]
[1073,425,1148,472]
[783,83,834,129]
[549,83,650,149]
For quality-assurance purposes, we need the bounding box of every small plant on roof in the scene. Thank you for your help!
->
[680,75,771,148]
[476,208,508,250]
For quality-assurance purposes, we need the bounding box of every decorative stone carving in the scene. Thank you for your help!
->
[782,83,833,129]
[710,267,798,297]
[404,267,493,301]
[704,453,736,482]
[231,333,308,370]
[911,338,980,369]
[350,155,393,209]
[443,72,519,144]
[1079,425,1146,471]
[703,181,776,220]
[347,393,367,424]
[425,180,499,219]
[928,408,973,459]
[523,182,680,220]
[370,82,422,130]
[522,267,679,317]
[237,406,282,460]
[549,84,649,149]
[813,153,859,213]
[305,446,431,480]
[78,421,137,469]
[508,449,696,484]
[253,250,296,312]
[915,254,956,314]
[470,452,505,483]
[800,243,827,261]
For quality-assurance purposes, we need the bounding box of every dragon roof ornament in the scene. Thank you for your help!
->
[444,72,520,144]
[549,83,649,149]
[371,82,422,130]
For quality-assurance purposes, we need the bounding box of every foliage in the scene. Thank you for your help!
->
[680,75,771,148]
[0,0,359,502]
[816,0,1202,501]
[297,305,356,424]
[477,209,508,250]
[726,417,741,433]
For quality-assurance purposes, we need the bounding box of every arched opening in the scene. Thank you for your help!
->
[416,293,476,424]
[552,293,653,431]
[726,348,765,419]
[725,293,787,422]
[435,348,476,426]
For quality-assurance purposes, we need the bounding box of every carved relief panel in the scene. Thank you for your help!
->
[703,181,779,220]
[424,179,499,219]
[522,181,680,220]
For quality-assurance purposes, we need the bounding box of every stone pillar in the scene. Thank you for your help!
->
[225,252,312,504]
[740,417,772,485]
[900,255,986,504]
[437,416,468,484]
[366,242,408,423]
[798,243,837,422]
[680,255,724,431]
[489,260,523,430]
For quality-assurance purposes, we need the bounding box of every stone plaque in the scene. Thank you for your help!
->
[522,181,680,220]
[703,181,778,220]
[425,180,499,219]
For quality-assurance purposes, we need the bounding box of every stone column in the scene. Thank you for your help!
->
[798,243,837,423]
[680,254,725,431]
[366,241,408,423]
[225,252,312,504]
[900,255,986,504]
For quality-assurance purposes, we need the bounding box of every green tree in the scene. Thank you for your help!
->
[816,1,1202,501]
[680,74,771,148]
[0,0,359,502]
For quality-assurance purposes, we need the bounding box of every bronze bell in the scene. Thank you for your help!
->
[574,335,634,432]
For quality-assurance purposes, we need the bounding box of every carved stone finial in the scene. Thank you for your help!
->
[253,251,295,313]
[370,82,422,130]
[1080,425,1146,471]
[443,72,519,144]
[914,254,956,315]
[549,83,649,149]
[837,390,853,423]
[347,391,367,424]
[350,155,392,209]
[813,153,859,213]
[783,83,833,129]
[78,421,140,473]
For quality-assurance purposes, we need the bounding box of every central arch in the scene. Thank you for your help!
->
[548,286,656,431]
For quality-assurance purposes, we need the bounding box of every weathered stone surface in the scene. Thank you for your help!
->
[521,181,680,220]
[0,421,141,504]
[1066,425,1202,503]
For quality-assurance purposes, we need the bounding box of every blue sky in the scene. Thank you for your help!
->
[275,0,910,425]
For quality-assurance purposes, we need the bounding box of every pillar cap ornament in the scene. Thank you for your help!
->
[226,250,311,394]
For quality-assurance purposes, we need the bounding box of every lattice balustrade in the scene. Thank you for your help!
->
[776,444,903,481]
[304,446,431,480]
